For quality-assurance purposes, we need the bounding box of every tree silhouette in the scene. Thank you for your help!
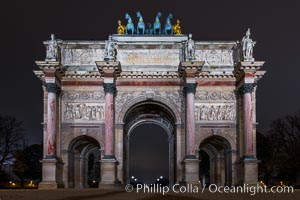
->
[0,114,25,170]
[13,144,42,187]
[258,110,300,186]
[268,111,300,185]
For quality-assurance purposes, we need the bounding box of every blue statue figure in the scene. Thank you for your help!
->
[153,12,162,35]
[164,13,173,35]
[136,11,145,34]
[125,13,135,35]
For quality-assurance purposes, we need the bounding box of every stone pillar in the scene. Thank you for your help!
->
[179,61,204,186]
[45,83,59,157]
[96,61,121,188]
[34,61,64,189]
[103,83,116,157]
[39,82,64,189]
[234,61,266,185]
[184,83,197,156]
[239,83,256,158]
[99,83,118,187]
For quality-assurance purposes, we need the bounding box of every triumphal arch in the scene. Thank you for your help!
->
[34,13,266,189]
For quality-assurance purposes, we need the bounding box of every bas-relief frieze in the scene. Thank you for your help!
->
[62,91,104,102]
[195,103,236,121]
[63,103,105,122]
[61,48,105,66]
[195,91,235,101]
[195,50,233,66]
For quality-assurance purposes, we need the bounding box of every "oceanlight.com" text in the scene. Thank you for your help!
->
[124,183,294,196]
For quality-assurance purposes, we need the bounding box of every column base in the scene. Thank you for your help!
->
[39,157,64,189]
[99,158,118,189]
[38,181,64,189]
[184,157,201,187]
[240,157,259,185]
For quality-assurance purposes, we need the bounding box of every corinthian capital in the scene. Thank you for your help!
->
[103,83,117,95]
[183,83,197,94]
[238,83,256,95]
[45,83,60,94]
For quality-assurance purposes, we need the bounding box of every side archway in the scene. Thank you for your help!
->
[199,135,232,186]
[68,136,101,188]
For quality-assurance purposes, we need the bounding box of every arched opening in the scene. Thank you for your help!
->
[129,123,169,184]
[199,136,232,186]
[124,101,176,185]
[68,136,101,188]
[199,150,210,186]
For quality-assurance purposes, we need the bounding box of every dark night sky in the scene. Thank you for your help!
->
[5,0,300,144]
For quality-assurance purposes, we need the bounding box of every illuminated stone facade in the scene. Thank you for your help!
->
[34,33,266,189]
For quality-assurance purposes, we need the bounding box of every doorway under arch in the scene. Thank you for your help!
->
[129,123,169,184]
[68,136,101,188]
[124,101,176,185]
[199,135,232,186]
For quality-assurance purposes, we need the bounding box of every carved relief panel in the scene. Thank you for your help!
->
[61,48,105,66]
[62,90,105,123]
[195,50,233,66]
[63,102,105,122]
[195,103,236,121]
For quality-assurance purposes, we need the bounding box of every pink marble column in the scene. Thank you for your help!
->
[239,83,255,158]
[103,83,116,157]
[184,83,197,157]
[45,83,59,157]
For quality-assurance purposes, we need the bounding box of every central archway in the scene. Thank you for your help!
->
[124,101,176,185]
[129,123,169,184]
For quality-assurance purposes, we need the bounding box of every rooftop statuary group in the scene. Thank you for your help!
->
[117,12,182,35]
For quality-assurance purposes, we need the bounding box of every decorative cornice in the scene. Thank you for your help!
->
[96,61,121,78]
[33,70,45,82]
[64,71,101,79]
[120,71,179,79]
[198,71,235,79]
[103,83,117,95]
[237,83,256,95]
[233,61,265,83]
[179,61,204,78]
[183,83,197,94]
[45,83,61,94]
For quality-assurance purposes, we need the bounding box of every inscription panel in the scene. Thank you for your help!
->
[118,49,180,66]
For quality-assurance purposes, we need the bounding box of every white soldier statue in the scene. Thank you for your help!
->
[185,33,195,61]
[46,34,58,61]
[104,35,117,61]
[241,28,256,61]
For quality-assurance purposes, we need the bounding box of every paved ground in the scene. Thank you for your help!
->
[0,189,299,200]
